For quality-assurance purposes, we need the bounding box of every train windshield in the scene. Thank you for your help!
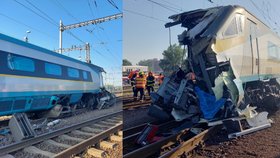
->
[224,14,244,38]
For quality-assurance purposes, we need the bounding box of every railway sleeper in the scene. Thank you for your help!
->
[110,135,122,142]
[92,124,110,129]
[71,130,94,137]
[81,127,103,133]
[58,134,85,142]
[99,121,117,126]
[99,141,118,150]
[44,139,71,149]
[86,148,107,158]
[23,146,55,158]
[117,131,123,136]
[105,118,121,124]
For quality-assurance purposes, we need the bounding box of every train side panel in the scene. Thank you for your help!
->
[0,33,103,116]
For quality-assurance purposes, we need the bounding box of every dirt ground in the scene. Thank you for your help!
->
[196,109,280,158]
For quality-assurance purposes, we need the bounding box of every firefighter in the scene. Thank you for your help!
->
[128,70,138,95]
[146,71,155,96]
[134,71,146,101]
[158,73,164,86]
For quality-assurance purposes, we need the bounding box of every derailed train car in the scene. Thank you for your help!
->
[149,5,277,133]
[0,33,112,117]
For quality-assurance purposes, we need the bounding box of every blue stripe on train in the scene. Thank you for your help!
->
[0,89,101,98]
[0,89,101,116]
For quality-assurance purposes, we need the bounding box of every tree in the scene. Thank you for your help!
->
[138,59,162,73]
[159,44,186,75]
[123,59,132,66]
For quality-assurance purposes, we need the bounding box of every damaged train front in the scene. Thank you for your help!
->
[148,6,271,138]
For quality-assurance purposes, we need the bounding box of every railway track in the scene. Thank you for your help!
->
[123,121,221,158]
[122,90,152,110]
[123,96,151,110]
[123,101,151,110]
[0,111,123,158]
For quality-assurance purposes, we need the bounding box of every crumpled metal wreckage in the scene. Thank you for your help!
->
[148,5,272,138]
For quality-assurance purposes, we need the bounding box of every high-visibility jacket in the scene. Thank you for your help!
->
[135,76,146,88]
[146,76,155,87]
[128,71,135,79]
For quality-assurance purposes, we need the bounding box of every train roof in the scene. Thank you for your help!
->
[165,5,270,29]
[0,33,104,72]
[87,64,105,73]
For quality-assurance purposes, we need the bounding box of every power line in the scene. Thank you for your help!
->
[87,0,96,18]
[0,13,57,40]
[160,0,183,11]
[123,9,168,23]
[25,0,58,25]
[107,0,121,12]
[14,0,85,44]
[66,31,85,43]
[53,0,80,22]
[146,0,180,13]
[13,0,57,27]
[261,0,280,33]
[249,0,273,28]
[89,1,122,61]
[52,0,114,48]
[51,0,121,63]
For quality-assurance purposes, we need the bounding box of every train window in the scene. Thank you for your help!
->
[83,71,88,80]
[224,17,238,36]
[67,68,79,78]
[236,14,244,33]
[267,41,279,59]
[45,63,62,76]
[7,54,35,72]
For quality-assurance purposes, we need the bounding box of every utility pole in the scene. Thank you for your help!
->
[59,13,122,57]
[59,20,63,54]
[85,43,91,63]
[54,43,91,63]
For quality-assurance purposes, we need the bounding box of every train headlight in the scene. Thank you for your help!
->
[211,43,216,52]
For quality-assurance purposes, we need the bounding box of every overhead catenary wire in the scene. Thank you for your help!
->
[52,0,121,62]
[249,0,274,29]
[87,0,96,18]
[107,0,121,12]
[25,0,58,25]
[13,0,58,27]
[160,0,183,11]
[261,0,280,33]
[0,13,57,40]
[146,0,180,13]
[123,9,168,23]
[14,0,85,44]
[87,0,122,62]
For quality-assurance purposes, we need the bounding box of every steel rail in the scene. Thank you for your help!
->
[123,102,151,110]
[124,125,220,158]
[54,123,122,158]
[159,126,220,158]
[124,130,184,158]
[123,120,176,146]
[0,110,122,156]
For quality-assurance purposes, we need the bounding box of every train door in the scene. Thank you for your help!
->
[248,19,260,76]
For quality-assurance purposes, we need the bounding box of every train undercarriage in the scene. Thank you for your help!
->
[38,88,116,118]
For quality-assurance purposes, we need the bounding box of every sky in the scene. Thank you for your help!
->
[0,0,122,87]
[123,0,280,65]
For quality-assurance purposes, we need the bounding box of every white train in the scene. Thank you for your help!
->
[165,5,280,108]
[0,33,106,117]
